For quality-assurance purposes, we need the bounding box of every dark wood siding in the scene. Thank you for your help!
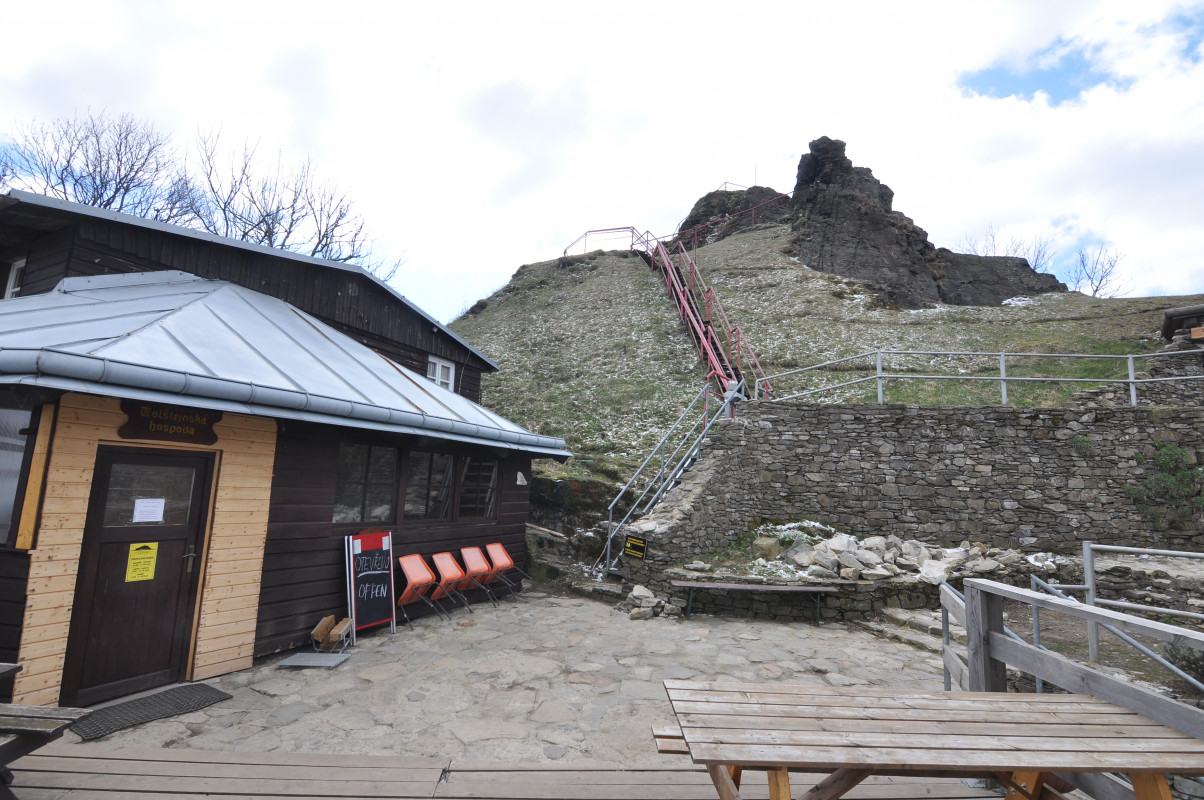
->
[57,218,492,389]
[0,549,30,702]
[255,423,532,656]
[13,227,74,297]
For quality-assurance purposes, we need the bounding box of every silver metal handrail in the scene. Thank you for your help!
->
[598,380,744,575]
[755,348,1204,406]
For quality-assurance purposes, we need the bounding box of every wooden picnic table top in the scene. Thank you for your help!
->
[664,679,1204,800]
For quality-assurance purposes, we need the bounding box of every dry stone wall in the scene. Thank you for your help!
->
[622,402,1204,596]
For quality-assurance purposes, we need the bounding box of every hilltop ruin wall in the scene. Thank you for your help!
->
[622,402,1204,594]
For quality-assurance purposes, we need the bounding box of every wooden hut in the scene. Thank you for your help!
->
[0,194,567,707]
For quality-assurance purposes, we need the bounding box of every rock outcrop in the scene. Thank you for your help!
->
[676,185,793,245]
[788,136,1067,308]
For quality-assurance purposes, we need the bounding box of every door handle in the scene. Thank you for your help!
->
[183,544,197,574]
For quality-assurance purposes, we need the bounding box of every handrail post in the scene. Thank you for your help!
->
[876,350,884,404]
[964,581,1008,692]
[1028,576,1045,693]
[1000,352,1008,405]
[1128,355,1137,406]
[1084,541,1099,662]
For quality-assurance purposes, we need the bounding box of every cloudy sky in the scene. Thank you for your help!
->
[2,0,1202,321]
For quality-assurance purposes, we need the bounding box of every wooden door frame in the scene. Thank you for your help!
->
[60,445,216,705]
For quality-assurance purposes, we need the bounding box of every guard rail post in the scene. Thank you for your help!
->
[1084,540,1100,662]
[1000,353,1008,405]
[1128,355,1137,406]
[876,351,884,404]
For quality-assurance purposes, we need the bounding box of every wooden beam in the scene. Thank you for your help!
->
[964,582,1007,692]
[800,768,872,800]
[991,633,1204,739]
[15,404,56,550]
[707,763,742,800]
[964,579,1204,650]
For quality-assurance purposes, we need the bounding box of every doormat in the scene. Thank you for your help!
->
[70,683,232,741]
[278,652,350,668]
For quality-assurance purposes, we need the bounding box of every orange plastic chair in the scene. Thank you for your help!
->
[430,552,473,613]
[396,554,448,629]
[485,542,532,598]
[459,546,501,607]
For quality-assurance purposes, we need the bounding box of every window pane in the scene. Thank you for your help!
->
[333,482,363,524]
[333,442,396,524]
[103,464,196,526]
[404,451,453,521]
[337,443,368,485]
[0,409,31,544]
[458,458,498,518]
[369,446,396,482]
[365,483,394,523]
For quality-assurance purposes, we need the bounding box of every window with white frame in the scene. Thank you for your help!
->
[426,356,454,391]
[4,259,26,299]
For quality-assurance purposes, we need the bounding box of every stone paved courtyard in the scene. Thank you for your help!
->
[65,586,948,766]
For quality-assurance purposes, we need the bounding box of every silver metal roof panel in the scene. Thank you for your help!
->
[0,272,567,457]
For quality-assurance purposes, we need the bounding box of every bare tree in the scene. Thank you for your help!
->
[1070,246,1129,297]
[961,222,1054,273]
[0,110,194,223]
[1,110,403,281]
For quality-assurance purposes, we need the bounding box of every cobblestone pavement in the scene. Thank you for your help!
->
[67,587,947,766]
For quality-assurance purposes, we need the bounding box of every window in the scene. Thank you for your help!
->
[426,357,454,391]
[404,450,454,521]
[4,259,25,299]
[458,457,498,518]
[0,408,31,545]
[333,442,397,524]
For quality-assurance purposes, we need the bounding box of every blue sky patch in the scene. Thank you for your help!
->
[960,41,1122,105]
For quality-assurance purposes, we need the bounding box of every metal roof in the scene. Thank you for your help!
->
[0,189,499,372]
[0,271,568,458]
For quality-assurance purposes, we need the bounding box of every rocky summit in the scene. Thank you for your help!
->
[788,136,1067,308]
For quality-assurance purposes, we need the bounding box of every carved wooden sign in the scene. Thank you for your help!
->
[118,400,222,445]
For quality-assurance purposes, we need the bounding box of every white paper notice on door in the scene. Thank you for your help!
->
[132,498,166,523]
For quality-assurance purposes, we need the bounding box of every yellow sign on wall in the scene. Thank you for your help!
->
[126,543,158,582]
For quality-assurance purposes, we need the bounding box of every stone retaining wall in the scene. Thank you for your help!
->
[623,402,1204,599]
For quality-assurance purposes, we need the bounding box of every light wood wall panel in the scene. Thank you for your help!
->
[13,394,276,705]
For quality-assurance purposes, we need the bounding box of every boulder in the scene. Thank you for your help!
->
[839,567,862,581]
[807,566,840,581]
[811,550,839,571]
[855,549,883,567]
[752,536,785,561]
[827,534,857,553]
[861,536,887,552]
[919,560,954,585]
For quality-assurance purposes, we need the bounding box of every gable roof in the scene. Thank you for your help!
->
[0,189,498,371]
[0,271,567,457]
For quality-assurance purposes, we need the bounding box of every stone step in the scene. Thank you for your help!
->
[852,619,946,655]
[881,607,967,645]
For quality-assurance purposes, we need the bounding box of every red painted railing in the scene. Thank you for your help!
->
[565,224,772,398]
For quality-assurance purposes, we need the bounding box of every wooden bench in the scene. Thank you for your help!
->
[669,580,836,623]
[0,664,90,800]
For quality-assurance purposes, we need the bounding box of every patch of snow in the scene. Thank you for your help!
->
[1002,296,1034,307]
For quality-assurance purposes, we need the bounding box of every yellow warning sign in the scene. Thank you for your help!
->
[126,542,158,582]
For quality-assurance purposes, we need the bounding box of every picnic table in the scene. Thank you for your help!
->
[0,663,90,800]
[662,679,1204,800]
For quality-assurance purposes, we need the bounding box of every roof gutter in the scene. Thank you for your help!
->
[0,346,568,456]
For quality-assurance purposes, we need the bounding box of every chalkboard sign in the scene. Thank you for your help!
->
[345,531,396,643]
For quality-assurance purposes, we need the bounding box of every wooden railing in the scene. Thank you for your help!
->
[943,579,1204,800]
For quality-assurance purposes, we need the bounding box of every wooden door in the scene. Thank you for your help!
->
[61,447,214,706]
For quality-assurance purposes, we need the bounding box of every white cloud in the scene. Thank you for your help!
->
[1,0,1202,319]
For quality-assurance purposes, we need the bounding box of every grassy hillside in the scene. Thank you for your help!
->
[451,222,1203,482]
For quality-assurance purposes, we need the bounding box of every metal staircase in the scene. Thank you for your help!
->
[565,217,775,575]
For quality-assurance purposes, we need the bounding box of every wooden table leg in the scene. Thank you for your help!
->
[706,763,741,800]
[728,765,742,788]
[768,767,791,800]
[1130,773,1174,800]
[1003,770,1049,800]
